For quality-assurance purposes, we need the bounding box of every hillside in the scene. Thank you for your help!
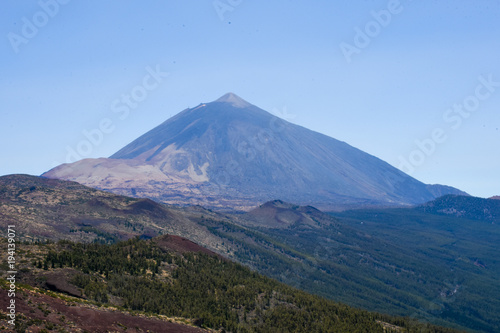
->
[1,174,497,331]
[0,237,462,333]
[0,174,235,254]
[42,93,466,211]
[333,205,500,332]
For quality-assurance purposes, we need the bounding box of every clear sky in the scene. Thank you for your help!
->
[1,0,499,198]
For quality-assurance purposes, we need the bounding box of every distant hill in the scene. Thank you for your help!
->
[42,93,466,211]
[240,199,327,229]
[417,195,500,223]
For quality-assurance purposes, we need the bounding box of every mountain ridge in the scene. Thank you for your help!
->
[417,194,500,223]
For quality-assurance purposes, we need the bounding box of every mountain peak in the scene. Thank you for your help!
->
[214,92,251,108]
[44,94,466,211]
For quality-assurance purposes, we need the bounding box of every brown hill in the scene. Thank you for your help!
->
[154,234,220,257]
[242,200,334,229]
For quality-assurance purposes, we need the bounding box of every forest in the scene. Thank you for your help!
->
[40,237,463,332]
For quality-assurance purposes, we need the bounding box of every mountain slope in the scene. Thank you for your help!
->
[43,93,466,210]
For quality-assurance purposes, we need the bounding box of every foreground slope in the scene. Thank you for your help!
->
[43,93,465,210]
[0,237,462,333]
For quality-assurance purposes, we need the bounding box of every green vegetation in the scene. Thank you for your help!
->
[42,237,460,332]
[333,207,500,333]
[70,226,119,244]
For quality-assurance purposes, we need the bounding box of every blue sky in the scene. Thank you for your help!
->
[1,0,499,198]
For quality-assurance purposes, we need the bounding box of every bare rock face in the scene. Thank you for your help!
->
[43,93,466,211]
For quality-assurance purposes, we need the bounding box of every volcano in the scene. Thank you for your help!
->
[43,93,466,210]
